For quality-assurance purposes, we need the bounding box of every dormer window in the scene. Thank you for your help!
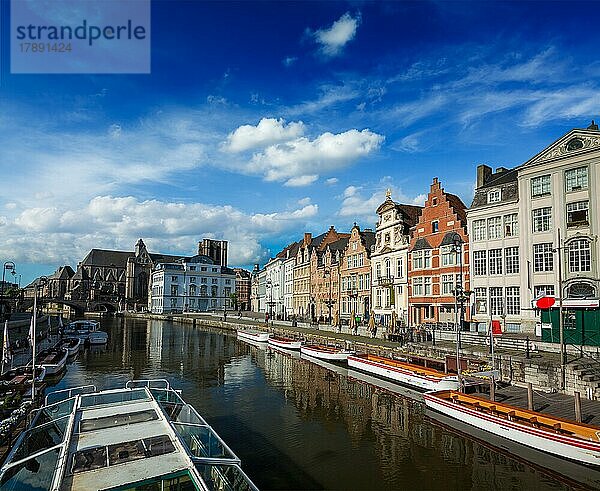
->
[487,189,501,203]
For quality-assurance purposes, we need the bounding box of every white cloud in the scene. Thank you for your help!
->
[284,175,318,187]
[312,12,361,57]
[3,196,318,267]
[297,197,312,206]
[325,177,339,185]
[249,128,384,182]
[223,118,305,153]
[338,183,424,218]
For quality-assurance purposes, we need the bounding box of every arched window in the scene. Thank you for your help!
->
[200,285,207,297]
[567,282,595,298]
[189,284,197,296]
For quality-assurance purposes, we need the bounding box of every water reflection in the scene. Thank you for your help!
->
[49,318,595,490]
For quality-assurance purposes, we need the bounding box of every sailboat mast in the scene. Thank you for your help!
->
[31,293,37,402]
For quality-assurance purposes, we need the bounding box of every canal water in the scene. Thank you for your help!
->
[50,317,596,490]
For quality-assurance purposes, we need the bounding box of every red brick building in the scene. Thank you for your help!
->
[408,178,470,327]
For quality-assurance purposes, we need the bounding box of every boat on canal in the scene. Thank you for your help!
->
[424,390,600,467]
[0,380,259,491]
[36,347,68,376]
[64,320,109,344]
[348,353,461,392]
[301,344,354,361]
[57,337,82,357]
[268,335,302,350]
[237,329,270,343]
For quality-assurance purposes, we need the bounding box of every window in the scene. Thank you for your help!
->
[504,214,519,237]
[201,267,207,272]
[505,247,519,274]
[506,287,520,315]
[225,279,231,285]
[489,249,503,275]
[442,274,454,295]
[532,207,552,232]
[211,279,218,284]
[474,288,487,314]
[487,217,502,239]
[566,201,589,227]
[473,251,487,276]
[171,285,178,297]
[396,258,403,278]
[565,166,588,192]
[385,259,392,278]
[412,277,424,296]
[201,278,207,284]
[534,285,555,298]
[490,287,503,316]
[424,277,432,296]
[412,250,430,269]
[472,220,486,241]
[211,286,218,297]
[376,262,381,278]
[376,289,382,307]
[423,250,431,268]
[533,243,554,272]
[189,277,196,283]
[505,323,521,333]
[487,189,501,203]
[569,239,591,272]
[171,276,178,282]
[441,246,456,266]
[432,221,439,233]
[531,174,551,197]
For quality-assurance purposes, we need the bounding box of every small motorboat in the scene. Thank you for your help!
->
[87,330,108,345]
[237,329,270,342]
[37,347,68,376]
[268,335,302,350]
[57,337,82,356]
[300,344,354,361]
[0,365,46,388]
[348,353,460,392]
[424,390,600,467]
[65,320,108,345]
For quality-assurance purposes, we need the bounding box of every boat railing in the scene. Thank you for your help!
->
[126,379,171,390]
[45,385,97,405]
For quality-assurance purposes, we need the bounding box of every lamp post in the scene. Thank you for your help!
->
[552,228,566,390]
[31,276,48,403]
[1,262,16,321]
[451,234,464,390]
[323,269,334,324]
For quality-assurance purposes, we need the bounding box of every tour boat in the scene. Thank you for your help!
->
[237,329,270,342]
[424,390,600,467]
[65,319,108,344]
[268,335,302,350]
[347,353,460,392]
[301,344,354,361]
[57,337,82,356]
[36,347,69,376]
[0,380,258,491]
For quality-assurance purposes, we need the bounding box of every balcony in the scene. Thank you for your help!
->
[377,276,394,286]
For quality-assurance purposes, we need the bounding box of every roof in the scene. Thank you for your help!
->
[80,249,133,268]
[327,237,350,253]
[276,240,301,259]
[47,265,75,280]
[477,167,518,189]
[397,204,423,226]
[412,237,433,251]
[360,230,376,251]
[445,193,467,225]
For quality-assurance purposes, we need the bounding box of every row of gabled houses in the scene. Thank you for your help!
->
[251,122,600,343]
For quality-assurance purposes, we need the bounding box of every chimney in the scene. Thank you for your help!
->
[588,120,599,131]
[476,164,492,188]
[304,232,312,246]
[495,166,508,174]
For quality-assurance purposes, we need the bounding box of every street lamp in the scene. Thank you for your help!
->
[266,279,277,324]
[323,269,334,324]
[1,261,16,320]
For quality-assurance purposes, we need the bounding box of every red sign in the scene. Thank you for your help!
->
[536,296,556,310]
[491,320,502,335]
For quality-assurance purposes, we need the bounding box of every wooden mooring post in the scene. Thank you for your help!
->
[574,391,582,423]
[527,382,534,410]
[489,376,495,402]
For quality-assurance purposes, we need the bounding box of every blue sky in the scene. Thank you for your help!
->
[2,0,600,284]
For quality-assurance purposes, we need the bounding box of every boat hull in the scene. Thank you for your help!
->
[268,338,301,350]
[88,331,108,344]
[424,392,600,467]
[237,330,270,342]
[301,345,353,361]
[39,350,68,376]
[348,355,460,392]
[61,338,81,356]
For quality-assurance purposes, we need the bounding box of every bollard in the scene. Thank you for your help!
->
[574,391,582,423]
[490,376,495,402]
[527,382,534,410]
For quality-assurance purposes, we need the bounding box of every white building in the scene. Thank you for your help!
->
[370,191,423,327]
[150,255,236,314]
[468,122,600,334]
[263,256,284,318]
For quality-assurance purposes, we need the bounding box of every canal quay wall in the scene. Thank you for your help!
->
[123,313,600,401]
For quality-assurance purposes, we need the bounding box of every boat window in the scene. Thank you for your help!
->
[34,398,75,426]
[143,435,176,457]
[172,423,234,460]
[107,435,175,466]
[72,446,107,474]
[80,409,159,432]
[194,463,256,491]
[150,388,185,405]
[12,418,68,462]
[80,388,149,408]
[171,404,206,426]
[102,470,195,491]
[0,447,61,490]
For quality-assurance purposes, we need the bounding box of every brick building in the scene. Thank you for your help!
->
[233,268,252,311]
[408,178,470,327]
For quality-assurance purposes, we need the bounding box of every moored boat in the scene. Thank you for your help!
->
[65,319,108,345]
[57,337,82,356]
[301,344,354,361]
[0,380,259,490]
[36,347,68,376]
[0,365,46,388]
[237,329,270,342]
[348,353,460,392]
[424,390,600,467]
[268,335,302,350]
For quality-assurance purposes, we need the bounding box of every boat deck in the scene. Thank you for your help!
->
[356,354,451,379]
[434,390,600,441]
